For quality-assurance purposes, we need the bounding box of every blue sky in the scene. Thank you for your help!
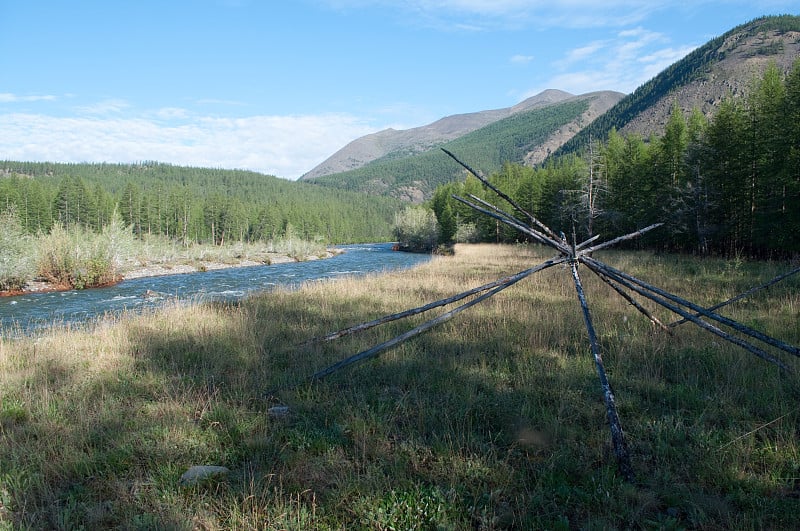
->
[1,1,797,179]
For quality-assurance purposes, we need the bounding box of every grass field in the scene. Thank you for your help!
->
[1,243,798,529]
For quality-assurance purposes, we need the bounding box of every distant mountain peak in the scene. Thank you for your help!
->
[300,89,576,181]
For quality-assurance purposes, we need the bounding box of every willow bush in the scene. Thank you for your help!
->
[36,216,134,289]
[0,209,35,291]
[392,205,440,252]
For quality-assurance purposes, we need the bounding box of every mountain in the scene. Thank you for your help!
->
[555,15,800,156]
[300,89,575,180]
[304,15,800,202]
[303,90,623,201]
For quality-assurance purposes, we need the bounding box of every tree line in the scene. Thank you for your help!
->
[0,162,401,245]
[427,60,800,258]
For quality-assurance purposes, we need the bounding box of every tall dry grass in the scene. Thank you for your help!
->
[1,243,798,529]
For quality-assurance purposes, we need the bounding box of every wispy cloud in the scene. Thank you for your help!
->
[0,93,57,103]
[525,26,697,95]
[510,54,535,65]
[324,0,669,29]
[75,99,131,115]
[0,111,377,179]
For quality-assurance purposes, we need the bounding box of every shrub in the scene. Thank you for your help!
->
[0,209,35,291]
[36,223,78,287]
[392,206,440,253]
[36,220,131,289]
[454,221,481,243]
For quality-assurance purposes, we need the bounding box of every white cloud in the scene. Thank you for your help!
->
[525,26,698,96]
[510,54,535,64]
[324,0,669,29]
[562,41,608,64]
[75,99,131,115]
[155,107,191,120]
[0,93,57,103]
[0,112,377,179]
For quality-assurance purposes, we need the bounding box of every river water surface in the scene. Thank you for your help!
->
[0,243,432,336]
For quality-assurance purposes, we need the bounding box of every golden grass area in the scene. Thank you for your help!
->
[1,243,799,529]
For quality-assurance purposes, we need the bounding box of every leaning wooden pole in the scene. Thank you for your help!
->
[303,257,566,345]
[570,260,635,482]
[593,270,672,333]
[277,256,565,391]
[441,148,562,241]
[582,257,792,371]
[452,194,572,254]
[669,265,800,328]
[582,256,800,360]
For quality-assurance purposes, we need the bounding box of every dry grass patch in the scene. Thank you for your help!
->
[1,243,799,529]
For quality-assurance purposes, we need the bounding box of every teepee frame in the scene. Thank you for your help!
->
[276,149,800,481]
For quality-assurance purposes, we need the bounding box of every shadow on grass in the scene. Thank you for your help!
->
[2,260,799,529]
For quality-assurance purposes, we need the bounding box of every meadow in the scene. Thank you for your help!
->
[1,244,798,529]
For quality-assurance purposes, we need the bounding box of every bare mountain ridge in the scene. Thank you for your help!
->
[557,15,800,156]
[622,26,800,137]
[301,89,575,180]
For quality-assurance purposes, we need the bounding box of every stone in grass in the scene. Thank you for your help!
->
[268,405,290,418]
[179,465,230,487]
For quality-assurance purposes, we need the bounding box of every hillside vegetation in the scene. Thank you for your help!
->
[307,94,613,201]
[0,161,401,245]
[300,89,578,180]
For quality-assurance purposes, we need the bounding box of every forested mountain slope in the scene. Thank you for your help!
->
[304,91,622,201]
[555,15,800,157]
[300,89,575,180]
[0,161,401,244]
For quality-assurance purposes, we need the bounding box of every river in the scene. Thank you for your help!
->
[0,243,433,336]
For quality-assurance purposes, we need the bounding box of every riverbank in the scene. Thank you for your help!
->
[0,248,341,297]
[119,249,339,280]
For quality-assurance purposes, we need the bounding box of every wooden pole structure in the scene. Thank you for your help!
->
[570,260,635,482]
[275,150,800,483]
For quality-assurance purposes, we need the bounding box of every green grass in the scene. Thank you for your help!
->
[1,244,798,529]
